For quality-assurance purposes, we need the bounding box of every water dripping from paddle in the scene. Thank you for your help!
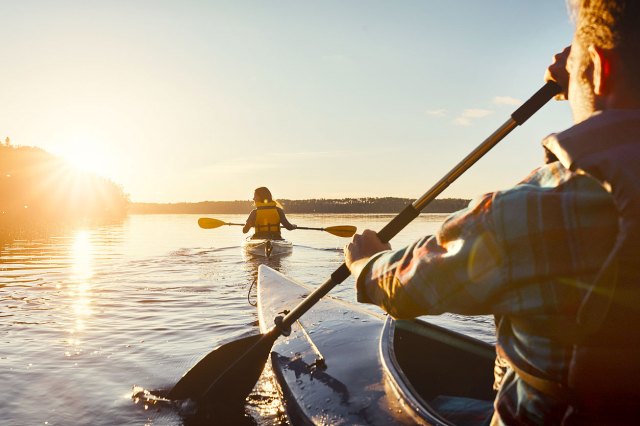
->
[132,386,261,425]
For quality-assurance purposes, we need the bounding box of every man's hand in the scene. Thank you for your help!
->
[344,229,391,273]
[545,45,571,100]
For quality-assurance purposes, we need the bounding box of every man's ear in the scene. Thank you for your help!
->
[588,45,611,95]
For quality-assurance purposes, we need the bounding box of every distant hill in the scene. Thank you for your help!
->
[0,140,129,236]
[130,197,470,214]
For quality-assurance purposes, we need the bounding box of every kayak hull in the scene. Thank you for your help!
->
[243,238,293,258]
[257,265,496,425]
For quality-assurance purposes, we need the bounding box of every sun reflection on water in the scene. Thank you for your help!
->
[246,363,288,423]
[72,231,94,281]
[67,230,95,354]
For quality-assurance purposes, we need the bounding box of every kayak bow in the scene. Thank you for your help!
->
[257,265,496,425]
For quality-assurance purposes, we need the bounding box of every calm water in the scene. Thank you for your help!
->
[0,213,494,425]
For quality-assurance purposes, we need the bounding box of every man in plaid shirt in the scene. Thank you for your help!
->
[344,1,640,424]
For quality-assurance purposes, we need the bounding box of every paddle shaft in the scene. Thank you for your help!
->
[220,223,352,234]
[205,222,344,232]
[296,226,327,231]
[275,81,561,332]
[208,223,330,229]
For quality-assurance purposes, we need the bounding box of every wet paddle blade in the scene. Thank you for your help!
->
[324,225,357,238]
[198,218,226,229]
[167,332,277,403]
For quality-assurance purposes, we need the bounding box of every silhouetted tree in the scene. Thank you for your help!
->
[0,143,129,235]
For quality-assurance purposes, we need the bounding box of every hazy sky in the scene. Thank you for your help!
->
[1,1,575,202]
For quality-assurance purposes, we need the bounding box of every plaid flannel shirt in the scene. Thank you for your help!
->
[356,158,618,424]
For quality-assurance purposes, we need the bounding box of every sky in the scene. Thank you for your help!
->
[0,1,576,203]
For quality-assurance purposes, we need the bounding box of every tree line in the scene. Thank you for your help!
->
[130,197,470,215]
[0,139,129,240]
[0,137,470,244]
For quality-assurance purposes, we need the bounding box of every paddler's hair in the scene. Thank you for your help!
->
[253,187,284,208]
[569,0,640,96]
[253,187,273,203]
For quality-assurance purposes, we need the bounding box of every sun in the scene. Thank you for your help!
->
[64,147,105,174]
[57,137,113,178]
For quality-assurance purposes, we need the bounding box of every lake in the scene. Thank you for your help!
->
[0,213,494,425]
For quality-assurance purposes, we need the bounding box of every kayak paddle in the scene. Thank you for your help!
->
[295,225,356,237]
[168,81,562,404]
[198,218,244,228]
[198,217,356,237]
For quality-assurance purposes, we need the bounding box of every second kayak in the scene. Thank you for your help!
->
[243,237,293,258]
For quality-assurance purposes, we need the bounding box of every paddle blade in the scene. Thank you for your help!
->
[324,225,357,238]
[198,218,226,229]
[167,332,277,403]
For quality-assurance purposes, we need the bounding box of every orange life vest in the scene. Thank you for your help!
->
[254,201,281,237]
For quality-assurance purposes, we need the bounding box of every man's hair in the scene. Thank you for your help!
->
[569,0,640,94]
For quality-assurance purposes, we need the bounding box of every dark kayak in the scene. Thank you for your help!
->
[257,265,496,425]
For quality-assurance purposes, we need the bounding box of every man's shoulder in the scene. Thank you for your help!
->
[490,162,610,213]
[518,162,573,188]
[497,161,602,199]
[445,162,612,234]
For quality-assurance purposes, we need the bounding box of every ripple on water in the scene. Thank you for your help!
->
[1,213,494,425]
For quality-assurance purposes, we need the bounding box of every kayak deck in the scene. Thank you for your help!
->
[257,265,496,425]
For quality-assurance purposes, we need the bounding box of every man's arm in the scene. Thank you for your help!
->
[345,194,505,319]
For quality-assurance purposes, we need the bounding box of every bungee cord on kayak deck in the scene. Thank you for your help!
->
[247,278,257,307]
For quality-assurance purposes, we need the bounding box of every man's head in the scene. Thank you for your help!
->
[566,0,640,122]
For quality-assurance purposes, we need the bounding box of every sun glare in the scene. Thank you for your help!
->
[64,146,108,175]
[55,135,114,178]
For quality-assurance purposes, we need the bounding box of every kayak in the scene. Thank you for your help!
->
[242,237,293,258]
[257,265,497,425]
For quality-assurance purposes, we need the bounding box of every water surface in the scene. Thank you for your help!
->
[0,213,494,425]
